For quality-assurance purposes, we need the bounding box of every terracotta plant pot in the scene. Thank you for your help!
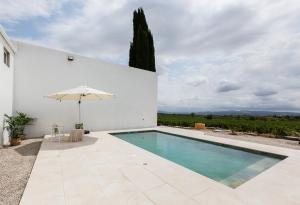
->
[19,134,26,140]
[11,137,21,146]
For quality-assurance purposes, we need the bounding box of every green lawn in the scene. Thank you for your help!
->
[158,113,300,137]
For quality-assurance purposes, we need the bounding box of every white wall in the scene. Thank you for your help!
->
[0,32,14,145]
[13,41,157,137]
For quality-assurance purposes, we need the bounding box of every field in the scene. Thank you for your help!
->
[158,113,300,137]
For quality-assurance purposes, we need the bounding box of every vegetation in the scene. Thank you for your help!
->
[4,112,34,140]
[75,123,83,129]
[158,113,300,137]
[129,7,156,72]
[15,112,34,135]
[4,114,19,139]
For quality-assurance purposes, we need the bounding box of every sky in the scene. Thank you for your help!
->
[1,0,300,113]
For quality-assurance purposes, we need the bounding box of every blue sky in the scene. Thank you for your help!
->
[1,0,300,113]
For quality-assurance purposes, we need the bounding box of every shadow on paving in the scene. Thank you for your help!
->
[14,141,42,156]
[41,135,99,151]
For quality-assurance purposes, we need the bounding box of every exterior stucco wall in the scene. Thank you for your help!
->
[0,32,15,145]
[13,41,157,137]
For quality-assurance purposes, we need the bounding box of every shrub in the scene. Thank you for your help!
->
[205,115,213,120]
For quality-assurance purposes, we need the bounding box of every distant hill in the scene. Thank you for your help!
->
[158,110,300,116]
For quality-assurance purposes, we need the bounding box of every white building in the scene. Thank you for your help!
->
[0,27,157,145]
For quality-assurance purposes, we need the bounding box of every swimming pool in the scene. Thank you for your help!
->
[112,130,286,188]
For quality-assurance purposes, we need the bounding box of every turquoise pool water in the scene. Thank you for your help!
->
[113,131,285,188]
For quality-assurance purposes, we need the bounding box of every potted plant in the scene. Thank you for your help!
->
[52,124,59,135]
[15,112,34,140]
[4,114,21,146]
[75,123,83,129]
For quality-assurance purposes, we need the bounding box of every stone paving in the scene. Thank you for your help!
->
[20,127,300,205]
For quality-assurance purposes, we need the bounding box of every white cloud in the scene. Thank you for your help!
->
[2,0,300,112]
[0,0,71,22]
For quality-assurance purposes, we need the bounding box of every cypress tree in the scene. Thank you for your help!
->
[129,8,156,72]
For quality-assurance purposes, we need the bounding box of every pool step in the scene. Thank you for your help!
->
[220,158,278,188]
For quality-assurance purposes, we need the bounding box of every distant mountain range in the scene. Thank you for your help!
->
[158,110,300,116]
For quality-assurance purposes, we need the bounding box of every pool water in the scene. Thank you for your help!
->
[112,131,285,188]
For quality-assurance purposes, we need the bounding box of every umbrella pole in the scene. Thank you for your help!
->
[78,100,81,123]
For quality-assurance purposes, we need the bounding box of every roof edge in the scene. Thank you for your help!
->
[14,40,157,75]
[0,25,16,53]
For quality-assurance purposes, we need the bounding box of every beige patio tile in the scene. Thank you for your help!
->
[20,178,65,205]
[64,177,104,205]
[101,189,154,205]
[21,194,65,205]
[96,165,128,183]
[237,168,300,205]
[145,184,198,205]
[144,162,213,196]
[64,176,101,194]
[97,179,154,205]
[193,188,246,205]
[120,165,165,191]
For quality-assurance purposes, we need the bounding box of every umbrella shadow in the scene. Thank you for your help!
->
[41,135,99,151]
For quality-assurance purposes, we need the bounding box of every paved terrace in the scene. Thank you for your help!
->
[20,127,300,205]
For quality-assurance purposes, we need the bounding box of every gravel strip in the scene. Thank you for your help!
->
[166,126,300,150]
[202,129,300,150]
[0,139,42,205]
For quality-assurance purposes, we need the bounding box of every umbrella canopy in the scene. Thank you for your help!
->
[46,85,114,123]
[46,85,113,101]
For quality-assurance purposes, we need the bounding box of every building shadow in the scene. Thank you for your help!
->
[14,141,42,156]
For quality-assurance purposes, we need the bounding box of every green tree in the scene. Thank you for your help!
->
[129,8,156,72]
